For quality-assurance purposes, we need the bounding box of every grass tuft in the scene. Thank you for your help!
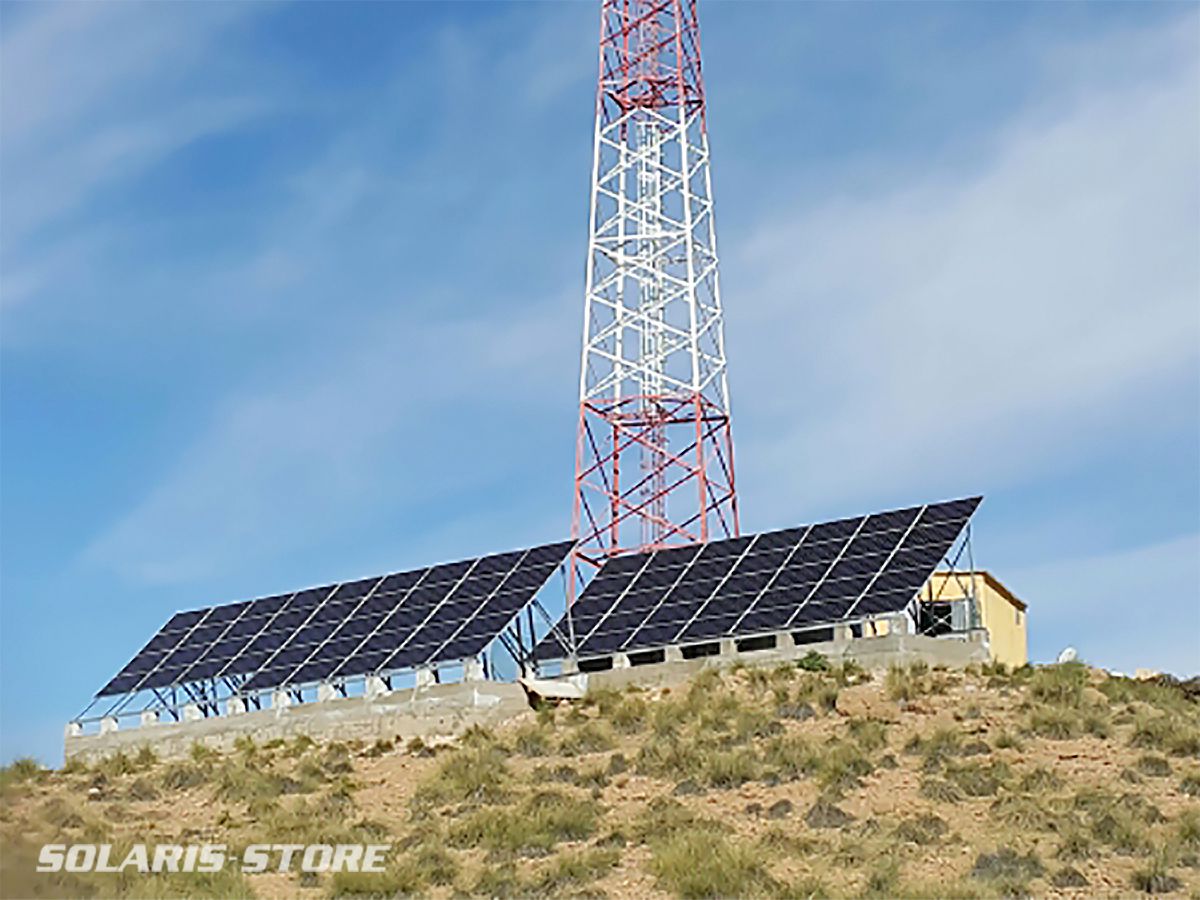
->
[648,826,777,898]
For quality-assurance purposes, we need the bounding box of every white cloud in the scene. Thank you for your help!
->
[82,298,575,584]
[728,14,1199,523]
[1009,533,1200,676]
[0,2,267,308]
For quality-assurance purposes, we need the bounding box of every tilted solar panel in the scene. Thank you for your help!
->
[534,497,980,661]
[97,539,574,698]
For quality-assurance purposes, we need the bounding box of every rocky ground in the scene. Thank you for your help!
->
[2,658,1199,899]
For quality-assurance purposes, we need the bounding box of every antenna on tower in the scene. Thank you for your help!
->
[570,0,738,602]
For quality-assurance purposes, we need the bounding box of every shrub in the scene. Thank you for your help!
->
[559,721,616,756]
[796,650,829,672]
[848,719,888,752]
[761,735,820,782]
[449,789,599,856]
[990,794,1066,833]
[0,757,44,789]
[907,727,961,770]
[1178,807,1200,848]
[1056,828,1095,861]
[894,813,948,845]
[412,744,509,808]
[993,730,1024,751]
[1180,772,1200,797]
[531,847,619,893]
[648,826,777,898]
[1130,854,1182,894]
[946,760,1009,797]
[970,847,1044,883]
[702,748,760,788]
[1028,662,1088,706]
[1136,755,1172,777]
[611,694,648,733]
[161,762,209,791]
[1131,714,1200,757]
[1018,766,1063,793]
[816,741,873,795]
[511,722,552,756]
[919,778,963,803]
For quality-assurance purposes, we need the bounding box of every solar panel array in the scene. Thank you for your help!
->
[97,540,574,698]
[535,498,979,661]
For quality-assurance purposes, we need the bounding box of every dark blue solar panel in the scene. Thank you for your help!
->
[94,541,573,698]
[534,498,979,661]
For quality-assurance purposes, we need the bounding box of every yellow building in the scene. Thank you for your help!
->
[919,571,1028,668]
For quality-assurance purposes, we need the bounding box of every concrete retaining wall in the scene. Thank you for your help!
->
[65,681,529,764]
[576,631,989,693]
[65,633,987,763]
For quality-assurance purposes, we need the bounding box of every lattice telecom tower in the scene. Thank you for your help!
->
[571,0,738,598]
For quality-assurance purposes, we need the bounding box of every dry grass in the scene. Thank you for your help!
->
[5,662,1200,899]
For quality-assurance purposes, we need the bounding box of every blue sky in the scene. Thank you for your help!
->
[2,1,1197,765]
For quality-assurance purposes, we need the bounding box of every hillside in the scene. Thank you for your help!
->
[3,660,1199,899]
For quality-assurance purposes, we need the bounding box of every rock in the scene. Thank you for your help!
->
[1051,867,1089,888]
[767,799,793,820]
[744,803,763,817]
[672,779,702,796]
[959,741,991,757]
[777,702,816,722]
[804,799,855,829]
[971,848,1045,882]
[834,684,898,721]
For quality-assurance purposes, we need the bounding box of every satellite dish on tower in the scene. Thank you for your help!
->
[1057,647,1078,664]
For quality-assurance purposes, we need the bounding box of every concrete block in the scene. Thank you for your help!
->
[719,638,737,658]
[464,659,486,682]
[834,624,854,644]
[65,722,83,738]
[271,690,292,710]
[415,668,436,689]
[317,682,338,702]
[140,710,159,727]
[226,696,247,715]
[365,676,389,699]
[182,704,203,722]
[613,653,631,669]
[775,632,796,651]
[665,646,684,662]
[562,658,580,675]
[100,717,118,735]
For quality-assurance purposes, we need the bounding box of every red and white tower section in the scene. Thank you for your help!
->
[571,0,739,597]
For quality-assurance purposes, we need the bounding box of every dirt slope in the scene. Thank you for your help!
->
[2,660,1199,899]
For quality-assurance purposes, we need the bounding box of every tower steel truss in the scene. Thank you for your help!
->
[571,0,739,599]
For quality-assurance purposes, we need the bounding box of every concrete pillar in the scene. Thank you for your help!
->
[140,710,159,727]
[65,721,83,738]
[226,696,246,715]
[719,638,737,658]
[271,689,292,710]
[775,632,796,652]
[613,653,631,669]
[463,658,486,682]
[889,614,909,636]
[665,646,684,663]
[365,676,389,699]
[834,624,854,644]
[415,668,436,689]
[182,703,203,722]
[317,682,338,702]
[562,658,580,675]
[99,716,118,735]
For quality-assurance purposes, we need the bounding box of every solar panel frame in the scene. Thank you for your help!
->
[534,498,980,662]
[95,540,573,699]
